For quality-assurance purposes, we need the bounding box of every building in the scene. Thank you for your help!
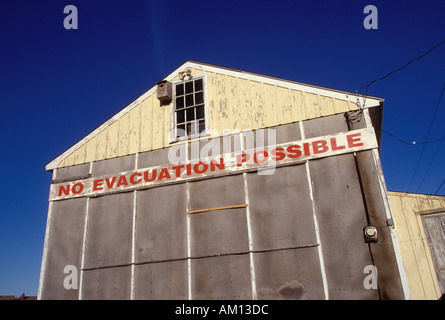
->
[387,191,445,299]
[39,61,438,300]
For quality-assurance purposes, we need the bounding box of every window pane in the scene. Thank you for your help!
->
[196,105,204,119]
[198,120,205,133]
[185,81,193,94]
[186,107,195,121]
[195,79,203,92]
[186,122,193,135]
[176,97,184,109]
[195,91,203,104]
[185,94,194,107]
[177,124,186,137]
[176,84,184,96]
[176,110,185,123]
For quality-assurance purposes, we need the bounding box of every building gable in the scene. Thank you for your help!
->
[46,61,383,170]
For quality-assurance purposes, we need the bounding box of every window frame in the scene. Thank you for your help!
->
[169,73,209,143]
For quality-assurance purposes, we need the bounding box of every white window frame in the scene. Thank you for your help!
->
[169,73,210,143]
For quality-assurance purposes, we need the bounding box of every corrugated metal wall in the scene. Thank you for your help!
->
[388,191,445,299]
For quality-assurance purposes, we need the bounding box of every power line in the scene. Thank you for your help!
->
[407,82,445,192]
[416,130,445,192]
[358,39,445,94]
[435,177,445,195]
[375,127,445,145]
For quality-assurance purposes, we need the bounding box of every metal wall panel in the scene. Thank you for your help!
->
[253,248,325,300]
[309,154,377,299]
[91,154,135,177]
[135,184,187,263]
[188,175,247,258]
[55,163,90,182]
[191,255,253,299]
[188,174,251,299]
[247,165,317,251]
[81,266,131,300]
[303,114,377,299]
[133,261,188,299]
[83,192,133,269]
[40,198,86,299]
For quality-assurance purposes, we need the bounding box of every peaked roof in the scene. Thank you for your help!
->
[46,60,383,171]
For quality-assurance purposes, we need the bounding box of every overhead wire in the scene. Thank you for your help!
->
[357,39,445,95]
[417,130,445,192]
[435,177,445,195]
[407,82,445,192]
[351,39,445,194]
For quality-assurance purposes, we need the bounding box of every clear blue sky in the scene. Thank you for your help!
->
[0,0,444,297]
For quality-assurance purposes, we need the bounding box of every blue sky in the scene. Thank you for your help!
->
[0,0,444,297]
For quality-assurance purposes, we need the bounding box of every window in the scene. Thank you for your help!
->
[174,77,206,139]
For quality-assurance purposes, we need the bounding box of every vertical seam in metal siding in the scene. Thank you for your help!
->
[130,153,138,300]
[299,120,329,300]
[79,162,93,300]
[186,142,192,300]
[186,181,192,300]
[363,108,412,300]
[243,172,257,300]
[240,132,258,299]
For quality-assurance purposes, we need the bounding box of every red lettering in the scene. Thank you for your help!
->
[105,176,116,188]
[271,147,285,161]
[236,153,250,167]
[303,143,310,156]
[72,183,84,194]
[116,175,128,187]
[210,158,225,171]
[287,145,302,158]
[157,168,171,181]
[93,179,103,191]
[254,151,269,164]
[129,172,142,185]
[194,162,208,174]
[330,137,346,151]
[186,163,192,176]
[58,185,70,196]
[347,133,364,148]
[143,170,157,182]
[312,140,328,154]
[171,165,184,178]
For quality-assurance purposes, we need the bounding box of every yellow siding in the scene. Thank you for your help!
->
[129,103,141,155]
[388,191,444,299]
[238,78,254,132]
[208,72,221,136]
[140,96,153,152]
[96,127,108,161]
[228,75,241,130]
[107,119,119,159]
[118,112,130,156]
[56,68,369,168]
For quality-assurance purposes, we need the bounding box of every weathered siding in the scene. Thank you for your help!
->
[388,191,445,299]
[54,65,364,169]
